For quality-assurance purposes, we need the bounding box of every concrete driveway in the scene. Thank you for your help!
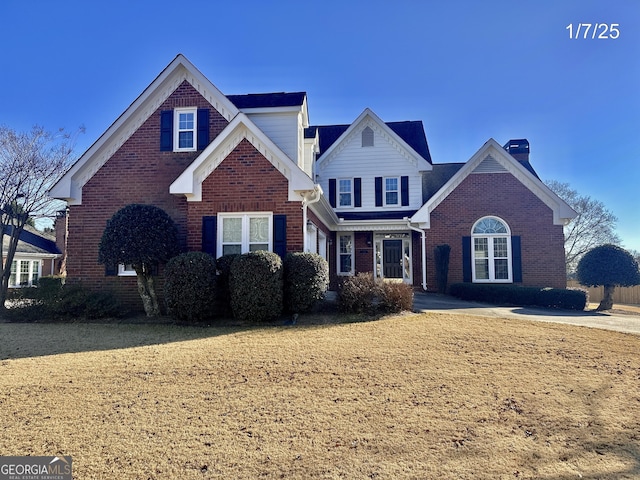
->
[413,292,640,336]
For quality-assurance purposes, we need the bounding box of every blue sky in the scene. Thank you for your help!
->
[1,0,638,251]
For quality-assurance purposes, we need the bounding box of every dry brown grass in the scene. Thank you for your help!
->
[1,313,639,479]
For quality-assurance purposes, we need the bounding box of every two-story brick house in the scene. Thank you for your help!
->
[50,54,575,310]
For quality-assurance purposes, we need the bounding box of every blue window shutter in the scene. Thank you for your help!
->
[160,110,173,151]
[375,177,383,207]
[401,176,409,206]
[202,216,217,256]
[273,215,287,258]
[462,236,472,283]
[511,236,522,283]
[197,109,210,150]
[354,178,362,207]
[328,179,336,208]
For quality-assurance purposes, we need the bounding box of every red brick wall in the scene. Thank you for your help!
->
[185,138,304,253]
[424,173,567,290]
[66,81,229,311]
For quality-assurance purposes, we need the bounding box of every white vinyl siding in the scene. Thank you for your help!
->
[243,112,299,165]
[319,125,422,211]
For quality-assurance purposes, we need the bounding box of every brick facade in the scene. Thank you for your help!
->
[424,173,567,289]
[65,82,230,310]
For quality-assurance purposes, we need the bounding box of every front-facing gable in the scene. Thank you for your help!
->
[170,113,318,202]
[411,138,576,228]
[49,54,239,205]
[315,109,432,220]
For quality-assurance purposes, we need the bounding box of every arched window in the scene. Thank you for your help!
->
[471,216,512,282]
[362,126,374,147]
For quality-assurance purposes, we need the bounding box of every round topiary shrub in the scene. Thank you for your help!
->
[283,252,329,313]
[229,251,283,322]
[164,252,217,323]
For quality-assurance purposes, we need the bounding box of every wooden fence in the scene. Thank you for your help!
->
[567,280,640,305]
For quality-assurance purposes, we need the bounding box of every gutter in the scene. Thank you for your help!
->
[301,185,323,251]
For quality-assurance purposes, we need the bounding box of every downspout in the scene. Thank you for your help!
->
[406,219,428,291]
[301,185,322,252]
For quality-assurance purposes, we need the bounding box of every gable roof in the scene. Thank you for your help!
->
[227,92,306,109]
[49,54,240,205]
[170,113,317,202]
[312,108,433,171]
[411,138,577,227]
[3,225,61,256]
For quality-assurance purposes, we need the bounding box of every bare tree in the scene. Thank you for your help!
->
[545,180,621,275]
[0,125,78,310]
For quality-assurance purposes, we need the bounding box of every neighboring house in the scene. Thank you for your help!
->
[2,225,62,288]
[50,54,575,310]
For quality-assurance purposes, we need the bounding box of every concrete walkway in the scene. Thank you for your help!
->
[413,292,640,336]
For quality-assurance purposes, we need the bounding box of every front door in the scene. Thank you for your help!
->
[383,239,403,278]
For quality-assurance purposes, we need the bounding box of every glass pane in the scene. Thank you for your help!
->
[403,242,411,279]
[495,259,509,279]
[340,254,352,273]
[31,261,39,283]
[474,238,488,258]
[475,259,489,279]
[179,112,194,129]
[249,244,268,252]
[222,217,242,242]
[178,131,193,148]
[9,260,17,287]
[339,193,351,206]
[222,244,242,256]
[386,191,398,205]
[473,217,508,234]
[493,237,508,258]
[339,179,351,193]
[339,235,352,254]
[385,177,398,191]
[249,217,269,243]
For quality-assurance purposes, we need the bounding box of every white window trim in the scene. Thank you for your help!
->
[337,178,353,208]
[174,107,197,152]
[318,230,327,260]
[383,176,400,207]
[471,216,513,283]
[217,212,273,257]
[118,264,137,277]
[337,232,354,276]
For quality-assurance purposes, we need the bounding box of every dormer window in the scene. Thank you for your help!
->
[175,108,197,151]
[362,126,374,147]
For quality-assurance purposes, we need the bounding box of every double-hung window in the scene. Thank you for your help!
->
[472,217,512,282]
[384,177,399,206]
[174,108,197,151]
[337,233,354,275]
[219,213,272,256]
[9,259,41,287]
[338,179,353,207]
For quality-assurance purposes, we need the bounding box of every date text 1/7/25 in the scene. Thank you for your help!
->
[566,23,620,39]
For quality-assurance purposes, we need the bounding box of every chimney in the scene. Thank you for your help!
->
[504,139,530,162]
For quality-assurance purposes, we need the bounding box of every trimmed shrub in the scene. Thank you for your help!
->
[36,276,65,303]
[338,273,378,314]
[283,252,329,313]
[229,251,283,322]
[449,283,587,311]
[164,252,217,323]
[215,254,239,317]
[378,281,414,313]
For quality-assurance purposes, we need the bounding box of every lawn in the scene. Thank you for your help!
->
[0,312,638,479]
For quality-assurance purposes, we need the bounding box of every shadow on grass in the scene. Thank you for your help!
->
[0,302,382,361]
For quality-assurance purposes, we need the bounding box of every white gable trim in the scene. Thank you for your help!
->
[411,138,576,227]
[49,54,239,205]
[170,113,316,202]
[316,108,432,173]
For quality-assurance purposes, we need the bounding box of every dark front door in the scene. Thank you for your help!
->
[383,239,403,279]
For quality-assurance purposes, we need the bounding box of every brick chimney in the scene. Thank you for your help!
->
[504,139,530,162]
